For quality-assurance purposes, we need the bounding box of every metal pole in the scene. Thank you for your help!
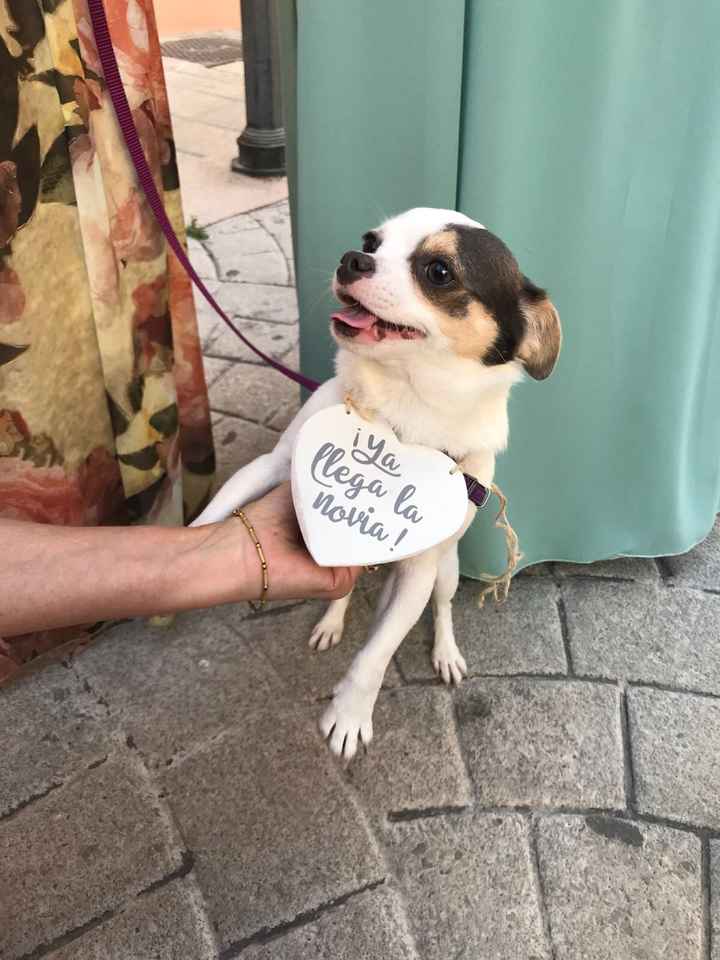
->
[232,0,286,177]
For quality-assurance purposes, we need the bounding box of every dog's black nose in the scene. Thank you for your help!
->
[337,250,375,284]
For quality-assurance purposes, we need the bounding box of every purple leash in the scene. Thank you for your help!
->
[86,0,317,392]
[87,0,489,508]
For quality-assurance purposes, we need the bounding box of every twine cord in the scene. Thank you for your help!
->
[476,483,523,607]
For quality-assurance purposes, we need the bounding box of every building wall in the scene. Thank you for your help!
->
[155,0,240,37]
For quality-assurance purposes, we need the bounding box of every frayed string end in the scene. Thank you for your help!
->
[476,483,523,608]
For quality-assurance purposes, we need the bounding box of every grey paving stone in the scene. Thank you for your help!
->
[0,664,110,817]
[241,886,418,960]
[205,222,286,283]
[223,250,288,285]
[253,199,289,218]
[204,315,298,365]
[386,813,549,960]
[710,841,720,960]
[201,213,260,235]
[266,387,302,432]
[456,678,624,809]
[628,686,720,829]
[202,354,232,387]
[563,580,720,693]
[224,598,401,703]
[663,516,720,592]
[212,596,304,628]
[46,879,216,960]
[280,340,299,369]
[344,687,472,818]
[397,577,566,681]
[212,413,278,486]
[205,219,273,248]
[74,610,283,764]
[517,562,553,576]
[161,710,385,951]
[0,758,181,959]
[208,358,299,425]
[192,279,223,349]
[555,556,660,583]
[213,279,298,324]
[251,201,294,265]
[188,236,216,280]
[537,815,702,960]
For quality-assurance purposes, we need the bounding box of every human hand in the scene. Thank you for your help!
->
[193,482,361,604]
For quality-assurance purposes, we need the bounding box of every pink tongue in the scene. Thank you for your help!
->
[331,307,377,329]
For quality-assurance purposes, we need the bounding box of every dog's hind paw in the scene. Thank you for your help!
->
[309,616,345,652]
[319,681,376,761]
[431,641,467,685]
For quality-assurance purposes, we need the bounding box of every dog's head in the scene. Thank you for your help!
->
[331,207,561,381]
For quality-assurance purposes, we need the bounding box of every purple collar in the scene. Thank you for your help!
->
[464,474,491,509]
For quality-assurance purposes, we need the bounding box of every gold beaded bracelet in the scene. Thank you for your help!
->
[232,507,269,611]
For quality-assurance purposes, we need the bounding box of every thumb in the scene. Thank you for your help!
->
[323,565,362,599]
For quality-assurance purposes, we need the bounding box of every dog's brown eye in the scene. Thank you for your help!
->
[362,232,381,254]
[426,260,453,286]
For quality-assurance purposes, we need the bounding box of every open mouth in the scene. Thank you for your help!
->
[331,297,425,343]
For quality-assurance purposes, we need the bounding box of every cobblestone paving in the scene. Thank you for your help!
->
[2,200,720,958]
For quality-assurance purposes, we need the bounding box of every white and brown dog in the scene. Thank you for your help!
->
[193,207,561,760]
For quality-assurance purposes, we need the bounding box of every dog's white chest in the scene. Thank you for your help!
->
[291,405,468,566]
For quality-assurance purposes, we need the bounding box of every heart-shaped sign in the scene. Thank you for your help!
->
[291,404,469,566]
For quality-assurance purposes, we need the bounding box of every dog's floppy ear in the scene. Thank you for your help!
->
[517,277,562,380]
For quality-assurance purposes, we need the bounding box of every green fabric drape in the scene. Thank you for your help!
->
[281,0,720,575]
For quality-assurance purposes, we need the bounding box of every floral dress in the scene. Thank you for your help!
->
[0,0,215,681]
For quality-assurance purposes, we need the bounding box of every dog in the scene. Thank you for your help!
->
[192,207,561,760]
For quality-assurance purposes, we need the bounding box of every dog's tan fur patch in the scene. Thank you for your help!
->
[415,230,499,360]
[419,229,459,259]
[518,297,562,380]
[436,300,498,360]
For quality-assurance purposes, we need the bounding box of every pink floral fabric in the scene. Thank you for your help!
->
[0,0,215,682]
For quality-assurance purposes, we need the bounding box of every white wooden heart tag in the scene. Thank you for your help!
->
[291,404,469,566]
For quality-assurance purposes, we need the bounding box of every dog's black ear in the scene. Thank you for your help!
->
[517,277,562,380]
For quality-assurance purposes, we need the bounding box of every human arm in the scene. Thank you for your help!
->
[0,483,359,637]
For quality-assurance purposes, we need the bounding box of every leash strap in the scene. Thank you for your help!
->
[87,0,489,507]
[87,0,318,392]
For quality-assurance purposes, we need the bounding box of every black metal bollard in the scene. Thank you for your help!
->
[232,0,286,177]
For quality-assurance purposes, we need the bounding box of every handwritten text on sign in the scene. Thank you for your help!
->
[310,426,423,552]
[291,405,468,567]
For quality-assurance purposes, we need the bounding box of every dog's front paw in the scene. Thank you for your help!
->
[432,638,468,685]
[309,612,345,652]
[319,678,377,761]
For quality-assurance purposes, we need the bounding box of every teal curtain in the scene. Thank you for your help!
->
[280,0,720,575]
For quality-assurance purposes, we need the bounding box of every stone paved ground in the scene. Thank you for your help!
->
[162,55,289,225]
[2,200,720,959]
